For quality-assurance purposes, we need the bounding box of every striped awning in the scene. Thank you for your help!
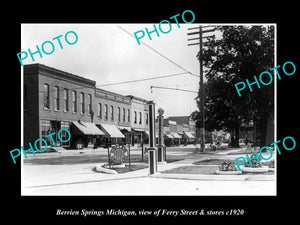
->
[164,132,174,139]
[171,132,181,138]
[71,121,105,135]
[184,131,195,139]
[98,124,125,138]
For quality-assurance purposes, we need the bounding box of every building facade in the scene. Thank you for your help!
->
[162,116,196,146]
[24,64,97,149]
[167,116,196,136]
[126,95,149,146]
[94,88,132,146]
[23,64,140,150]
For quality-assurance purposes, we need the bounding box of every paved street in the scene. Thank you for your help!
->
[22,146,276,196]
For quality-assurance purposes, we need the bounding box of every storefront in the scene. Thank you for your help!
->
[164,131,174,147]
[183,131,196,144]
[70,121,105,149]
[170,132,181,146]
[40,119,71,149]
[97,123,126,146]
[131,128,148,146]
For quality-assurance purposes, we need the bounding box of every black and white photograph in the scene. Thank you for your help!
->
[5,4,298,224]
[20,23,277,196]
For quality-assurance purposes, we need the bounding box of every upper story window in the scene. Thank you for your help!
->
[80,92,85,114]
[122,108,126,122]
[72,90,77,113]
[54,86,60,110]
[127,109,130,123]
[110,105,114,121]
[104,104,108,120]
[98,103,102,119]
[63,88,69,112]
[134,111,137,124]
[88,94,92,114]
[139,112,142,124]
[43,83,50,109]
[146,113,149,125]
[117,107,121,122]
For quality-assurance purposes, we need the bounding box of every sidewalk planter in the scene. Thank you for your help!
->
[240,166,269,173]
[215,170,242,175]
[95,164,118,174]
[215,160,241,175]
[103,163,126,169]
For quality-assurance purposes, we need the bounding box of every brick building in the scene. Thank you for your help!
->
[126,95,149,146]
[94,88,131,146]
[23,64,133,150]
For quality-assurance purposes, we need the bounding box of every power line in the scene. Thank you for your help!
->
[36,71,192,93]
[151,85,198,93]
[35,25,200,93]
[97,72,190,87]
[117,25,199,78]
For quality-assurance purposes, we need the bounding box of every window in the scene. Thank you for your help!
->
[80,92,85,114]
[43,84,50,109]
[88,94,92,114]
[104,104,108,120]
[134,111,137,124]
[63,89,69,112]
[146,113,149,125]
[123,108,125,122]
[110,105,114,121]
[127,109,130,122]
[72,90,77,113]
[139,112,142,124]
[60,121,70,147]
[117,107,121,122]
[98,103,102,119]
[54,86,60,110]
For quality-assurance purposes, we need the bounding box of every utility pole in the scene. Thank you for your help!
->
[187,25,215,152]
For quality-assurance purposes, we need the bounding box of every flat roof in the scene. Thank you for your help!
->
[24,63,96,87]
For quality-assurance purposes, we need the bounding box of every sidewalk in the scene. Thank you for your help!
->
[21,145,276,195]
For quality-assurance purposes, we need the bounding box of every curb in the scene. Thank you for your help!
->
[149,172,275,181]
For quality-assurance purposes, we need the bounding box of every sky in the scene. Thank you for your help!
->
[21,23,215,117]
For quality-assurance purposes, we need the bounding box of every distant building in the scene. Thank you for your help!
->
[167,116,196,136]
[163,116,196,145]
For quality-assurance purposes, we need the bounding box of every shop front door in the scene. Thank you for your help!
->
[50,120,61,146]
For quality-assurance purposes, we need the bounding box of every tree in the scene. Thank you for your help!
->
[191,25,274,147]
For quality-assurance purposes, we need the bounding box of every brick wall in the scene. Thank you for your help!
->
[24,66,40,146]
